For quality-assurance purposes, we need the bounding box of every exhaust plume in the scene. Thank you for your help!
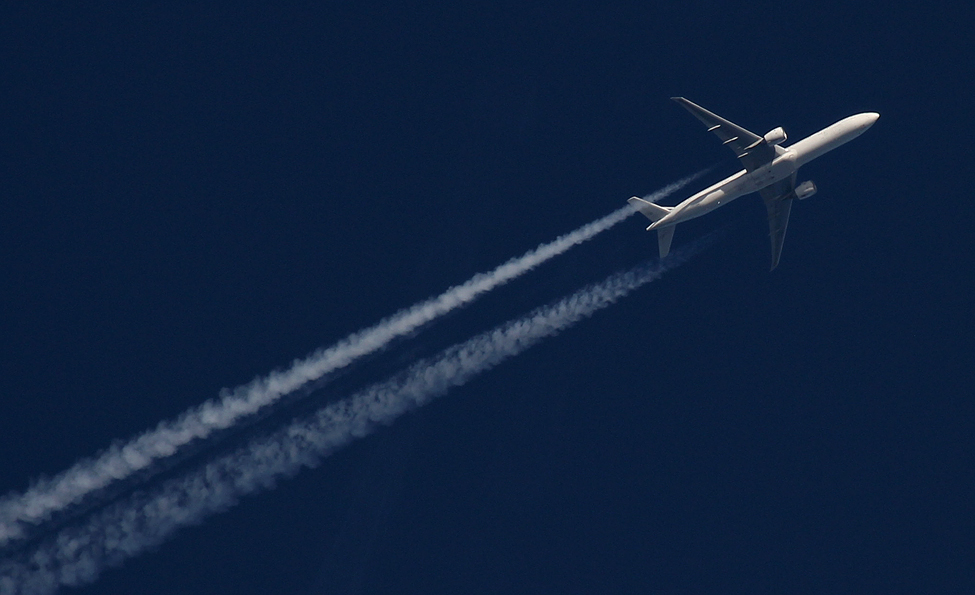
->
[0,172,706,547]
[0,235,715,595]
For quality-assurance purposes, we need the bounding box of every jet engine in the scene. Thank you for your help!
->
[763,126,788,146]
[795,180,817,200]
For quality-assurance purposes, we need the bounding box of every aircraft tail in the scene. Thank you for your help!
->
[627,196,672,222]
[657,226,675,258]
[628,197,676,258]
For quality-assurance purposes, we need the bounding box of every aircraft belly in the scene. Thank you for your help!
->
[664,155,795,225]
[743,154,797,194]
[673,187,744,222]
[660,98,878,269]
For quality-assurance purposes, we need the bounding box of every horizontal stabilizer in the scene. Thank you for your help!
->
[657,225,675,258]
[627,196,672,222]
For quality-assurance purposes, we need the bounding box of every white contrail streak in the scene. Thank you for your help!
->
[0,236,714,595]
[0,172,706,547]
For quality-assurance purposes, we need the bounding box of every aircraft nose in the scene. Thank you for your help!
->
[863,112,880,128]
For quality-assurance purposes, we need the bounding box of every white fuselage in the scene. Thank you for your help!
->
[649,112,879,230]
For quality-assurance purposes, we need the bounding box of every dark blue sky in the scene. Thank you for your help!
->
[1,2,972,594]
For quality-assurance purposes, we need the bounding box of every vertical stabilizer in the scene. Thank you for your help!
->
[657,226,675,258]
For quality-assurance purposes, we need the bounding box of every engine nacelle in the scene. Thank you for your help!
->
[795,180,817,200]
[763,126,788,146]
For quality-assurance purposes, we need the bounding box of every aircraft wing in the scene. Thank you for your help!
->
[759,174,797,270]
[672,97,777,171]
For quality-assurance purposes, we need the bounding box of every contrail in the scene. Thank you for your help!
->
[0,172,707,547]
[0,235,716,595]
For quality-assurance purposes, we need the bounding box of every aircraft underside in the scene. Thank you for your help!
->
[629,97,877,269]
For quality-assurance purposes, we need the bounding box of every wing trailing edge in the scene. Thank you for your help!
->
[671,97,778,171]
[758,175,798,270]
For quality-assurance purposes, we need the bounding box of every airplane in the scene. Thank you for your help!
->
[629,97,879,269]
